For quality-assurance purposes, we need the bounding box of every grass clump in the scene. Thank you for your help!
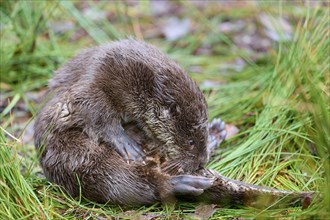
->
[208,7,329,217]
[0,131,50,219]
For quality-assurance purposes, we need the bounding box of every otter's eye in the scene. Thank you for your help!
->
[188,140,194,146]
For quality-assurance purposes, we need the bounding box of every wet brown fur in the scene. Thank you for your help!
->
[34,39,313,208]
[34,39,209,205]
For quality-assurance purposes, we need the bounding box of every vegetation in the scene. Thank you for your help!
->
[0,1,329,219]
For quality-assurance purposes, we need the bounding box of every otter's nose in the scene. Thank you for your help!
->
[198,156,208,169]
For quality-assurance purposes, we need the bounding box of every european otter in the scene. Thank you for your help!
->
[34,39,213,205]
[34,39,313,207]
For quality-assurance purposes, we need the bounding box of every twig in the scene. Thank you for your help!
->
[0,126,21,143]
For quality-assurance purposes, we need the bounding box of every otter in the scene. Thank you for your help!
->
[34,39,214,205]
[34,39,313,208]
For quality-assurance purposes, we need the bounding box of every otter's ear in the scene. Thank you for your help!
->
[169,103,181,116]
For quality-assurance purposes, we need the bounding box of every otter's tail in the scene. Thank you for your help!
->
[199,170,315,209]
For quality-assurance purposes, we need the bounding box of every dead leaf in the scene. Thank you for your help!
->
[224,124,239,140]
[120,210,163,220]
[200,80,223,88]
[219,20,246,33]
[150,0,172,16]
[48,21,75,35]
[162,17,191,41]
[121,210,140,219]
[190,204,217,220]
[259,13,292,42]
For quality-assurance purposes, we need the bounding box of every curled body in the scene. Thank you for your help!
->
[34,39,212,205]
[34,39,313,208]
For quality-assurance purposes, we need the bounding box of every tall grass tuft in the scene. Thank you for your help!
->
[208,6,329,218]
[0,130,50,219]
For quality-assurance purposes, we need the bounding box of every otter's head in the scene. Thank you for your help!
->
[145,74,209,175]
[162,102,209,175]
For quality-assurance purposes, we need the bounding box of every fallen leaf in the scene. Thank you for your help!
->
[150,0,172,16]
[259,13,292,42]
[120,210,163,220]
[190,204,217,220]
[48,21,75,35]
[162,17,191,41]
[200,80,223,88]
[219,20,246,33]
[121,210,140,219]
[224,124,239,140]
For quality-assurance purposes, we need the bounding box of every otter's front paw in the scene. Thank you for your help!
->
[170,175,214,196]
[113,133,145,162]
[207,118,227,154]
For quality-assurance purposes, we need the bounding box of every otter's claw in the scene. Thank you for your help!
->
[113,133,145,162]
[170,175,214,196]
[207,118,227,154]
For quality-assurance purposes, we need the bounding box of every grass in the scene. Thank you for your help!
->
[0,1,329,219]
